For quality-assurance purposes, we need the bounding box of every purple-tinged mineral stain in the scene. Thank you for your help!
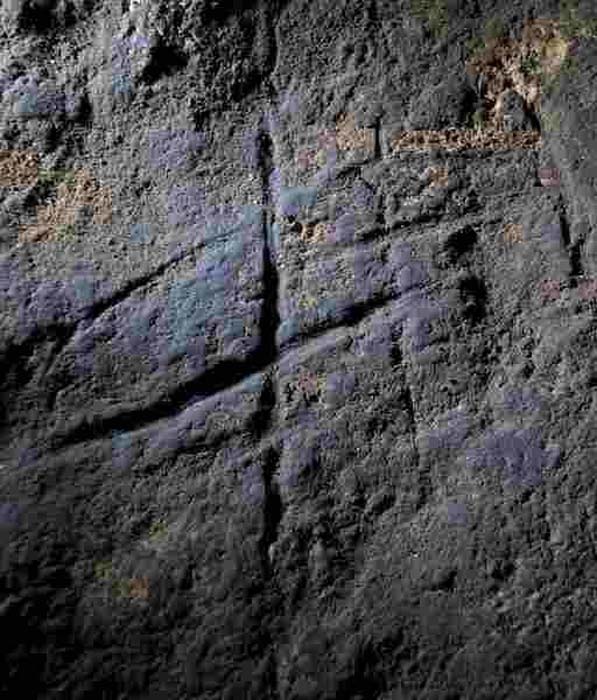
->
[241,463,265,506]
[111,431,135,470]
[69,325,93,375]
[268,167,283,204]
[278,186,318,218]
[110,35,149,97]
[312,142,338,188]
[324,370,357,406]
[278,87,301,116]
[130,223,153,244]
[21,280,72,329]
[388,240,414,270]
[277,415,319,489]
[391,289,447,353]
[352,180,376,211]
[16,446,41,469]
[327,209,356,245]
[352,315,394,361]
[148,129,206,172]
[0,502,22,527]
[241,127,261,171]
[427,409,470,450]
[446,500,468,526]
[502,387,544,413]
[538,278,562,302]
[3,74,68,118]
[466,427,560,487]
[540,222,562,246]
[578,278,597,301]
[146,423,187,462]
[394,260,428,295]
[167,185,205,227]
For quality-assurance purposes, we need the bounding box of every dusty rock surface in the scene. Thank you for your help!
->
[1,0,597,698]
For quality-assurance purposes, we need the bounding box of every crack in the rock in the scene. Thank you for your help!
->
[258,444,282,578]
[404,381,427,511]
[249,374,276,438]
[391,331,425,510]
[65,247,191,327]
[41,329,78,388]
[255,100,284,592]
[5,245,193,391]
[9,212,261,391]
[265,2,280,87]
[46,354,271,449]
[258,18,284,698]
[257,128,279,367]
[374,115,382,160]
[557,192,585,288]
[386,192,426,511]
[557,194,584,285]
[279,261,452,349]
[0,323,70,395]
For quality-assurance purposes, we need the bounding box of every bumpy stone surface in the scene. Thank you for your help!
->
[1,1,597,698]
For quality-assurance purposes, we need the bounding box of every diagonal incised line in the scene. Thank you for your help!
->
[47,352,274,450]
[8,208,271,382]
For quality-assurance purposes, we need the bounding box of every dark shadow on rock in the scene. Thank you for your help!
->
[458,274,487,324]
[442,224,478,265]
[140,44,189,84]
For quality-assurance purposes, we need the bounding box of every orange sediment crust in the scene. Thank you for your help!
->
[18,168,112,244]
[391,129,542,152]
[466,19,571,129]
[0,149,40,187]
[335,113,376,153]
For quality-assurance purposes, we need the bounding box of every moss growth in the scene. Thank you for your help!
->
[148,520,168,542]
[540,110,562,134]
[54,223,77,241]
[484,16,507,42]
[471,109,485,131]
[38,168,77,188]
[559,0,597,39]
[465,35,485,58]
[410,0,449,39]
[521,52,542,76]
[542,53,580,96]
[94,560,114,581]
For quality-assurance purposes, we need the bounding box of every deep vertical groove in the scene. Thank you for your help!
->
[402,371,426,510]
[391,316,426,511]
[259,445,282,577]
[374,115,382,160]
[250,375,276,437]
[569,240,584,285]
[265,2,280,87]
[558,193,584,285]
[256,124,283,570]
[257,42,284,696]
[257,127,280,366]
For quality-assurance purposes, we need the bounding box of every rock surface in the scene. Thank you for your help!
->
[1,0,597,698]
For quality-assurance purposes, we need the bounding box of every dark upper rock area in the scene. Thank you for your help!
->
[1,0,597,698]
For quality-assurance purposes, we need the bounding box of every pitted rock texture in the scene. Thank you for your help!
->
[1,1,597,698]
